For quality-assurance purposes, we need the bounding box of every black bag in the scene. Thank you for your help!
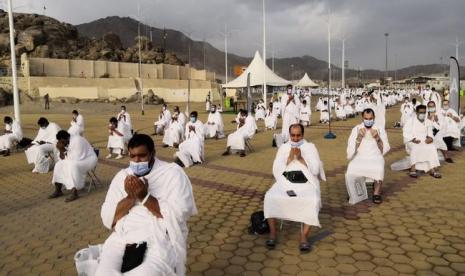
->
[248,211,270,235]
[18,137,33,149]
[283,171,308,183]
[121,242,147,273]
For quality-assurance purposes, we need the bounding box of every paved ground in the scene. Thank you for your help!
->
[0,100,464,276]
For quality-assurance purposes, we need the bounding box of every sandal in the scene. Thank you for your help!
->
[409,171,417,178]
[299,242,312,253]
[65,193,79,202]
[372,194,383,204]
[265,239,276,250]
[430,172,442,179]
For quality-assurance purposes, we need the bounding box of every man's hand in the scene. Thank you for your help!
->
[189,125,196,132]
[425,136,433,144]
[112,196,137,229]
[38,141,46,145]
[124,175,148,200]
[412,138,421,144]
[144,196,163,219]
[370,129,380,140]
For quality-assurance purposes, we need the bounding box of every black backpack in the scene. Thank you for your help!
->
[248,211,270,235]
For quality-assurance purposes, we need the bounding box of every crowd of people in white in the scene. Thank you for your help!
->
[1,83,464,274]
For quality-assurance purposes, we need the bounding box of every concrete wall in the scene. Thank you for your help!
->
[0,76,220,103]
[24,56,215,82]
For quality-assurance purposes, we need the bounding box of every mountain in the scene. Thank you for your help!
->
[0,11,184,68]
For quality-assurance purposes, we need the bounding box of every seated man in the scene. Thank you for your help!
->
[265,102,277,130]
[0,116,23,156]
[403,105,442,178]
[204,105,225,139]
[49,130,98,202]
[427,101,451,162]
[68,110,84,136]
[264,123,324,253]
[25,117,61,173]
[222,110,257,157]
[255,99,266,121]
[96,134,197,275]
[162,113,184,148]
[346,108,390,204]
[440,100,461,151]
[299,100,311,127]
[153,104,171,136]
[175,111,205,168]
[335,99,346,121]
[319,100,330,124]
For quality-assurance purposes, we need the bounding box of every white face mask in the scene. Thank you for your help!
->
[290,139,304,148]
[418,113,426,121]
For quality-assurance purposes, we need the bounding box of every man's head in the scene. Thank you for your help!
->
[128,134,155,167]
[289,123,304,143]
[412,98,417,105]
[37,117,49,129]
[190,111,198,123]
[211,105,217,113]
[4,116,12,125]
[443,100,450,110]
[72,110,78,118]
[426,85,430,89]
[109,117,118,126]
[287,84,293,94]
[162,104,167,110]
[240,109,247,117]
[431,87,436,92]
[174,106,180,113]
[302,100,307,105]
[362,108,376,128]
[56,130,71,148]
[427,101,436,113]
[416,105,427,122]
[121,105,126,112]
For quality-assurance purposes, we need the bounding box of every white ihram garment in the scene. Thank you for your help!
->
[299,104,311,124]
[176,120,205,167]
[97,160,197,276]
[346,123,390,182]
[264,142,324,227]
[204,111,224,139]
[107,123,126,154]
[162,120,184,147]
[403,117,440,172]
[264,110,277,129]
[25,122,61,173]
[0,120,23,150]
[227,116,257,151]
[68,114,84,136]
[52,135,97,190]
[281,95,300,142]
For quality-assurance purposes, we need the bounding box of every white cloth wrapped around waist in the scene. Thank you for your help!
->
[264,161,321,227]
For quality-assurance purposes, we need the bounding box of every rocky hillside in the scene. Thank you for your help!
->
[0,10,183,67]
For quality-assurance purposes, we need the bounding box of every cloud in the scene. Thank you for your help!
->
[14,0,465,70]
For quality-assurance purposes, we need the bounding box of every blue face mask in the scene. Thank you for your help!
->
[290,140,304,148]
[363,119,375,128]
[190,117,196,123]
[129,161,151,176]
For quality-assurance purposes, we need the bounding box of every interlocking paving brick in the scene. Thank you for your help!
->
[1,101,465,275]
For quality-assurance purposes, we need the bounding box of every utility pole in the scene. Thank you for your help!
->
[137,1,144,115]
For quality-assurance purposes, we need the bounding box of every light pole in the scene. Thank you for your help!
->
[137,1,144,115]
[384,33,389,85]
[262,0,267,104]
[341,38,345,89]
[324,10,336,139]
[7,0,20,123]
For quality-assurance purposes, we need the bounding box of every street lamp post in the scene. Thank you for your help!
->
[324,11,336,139]
[262,0,267,105]
[384,33,389,85]
[137,1,144,115]
[7,0,20,123]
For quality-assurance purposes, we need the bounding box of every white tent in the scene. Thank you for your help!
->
[296,73,319,88]
[222,51,290,88]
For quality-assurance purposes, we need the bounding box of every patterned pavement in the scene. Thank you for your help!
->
[0,102,464,276]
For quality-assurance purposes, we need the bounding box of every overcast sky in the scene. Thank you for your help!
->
[10,0,465,70]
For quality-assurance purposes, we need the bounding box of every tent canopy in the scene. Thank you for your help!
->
[296,73,319,88]
[222,51,290,88]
